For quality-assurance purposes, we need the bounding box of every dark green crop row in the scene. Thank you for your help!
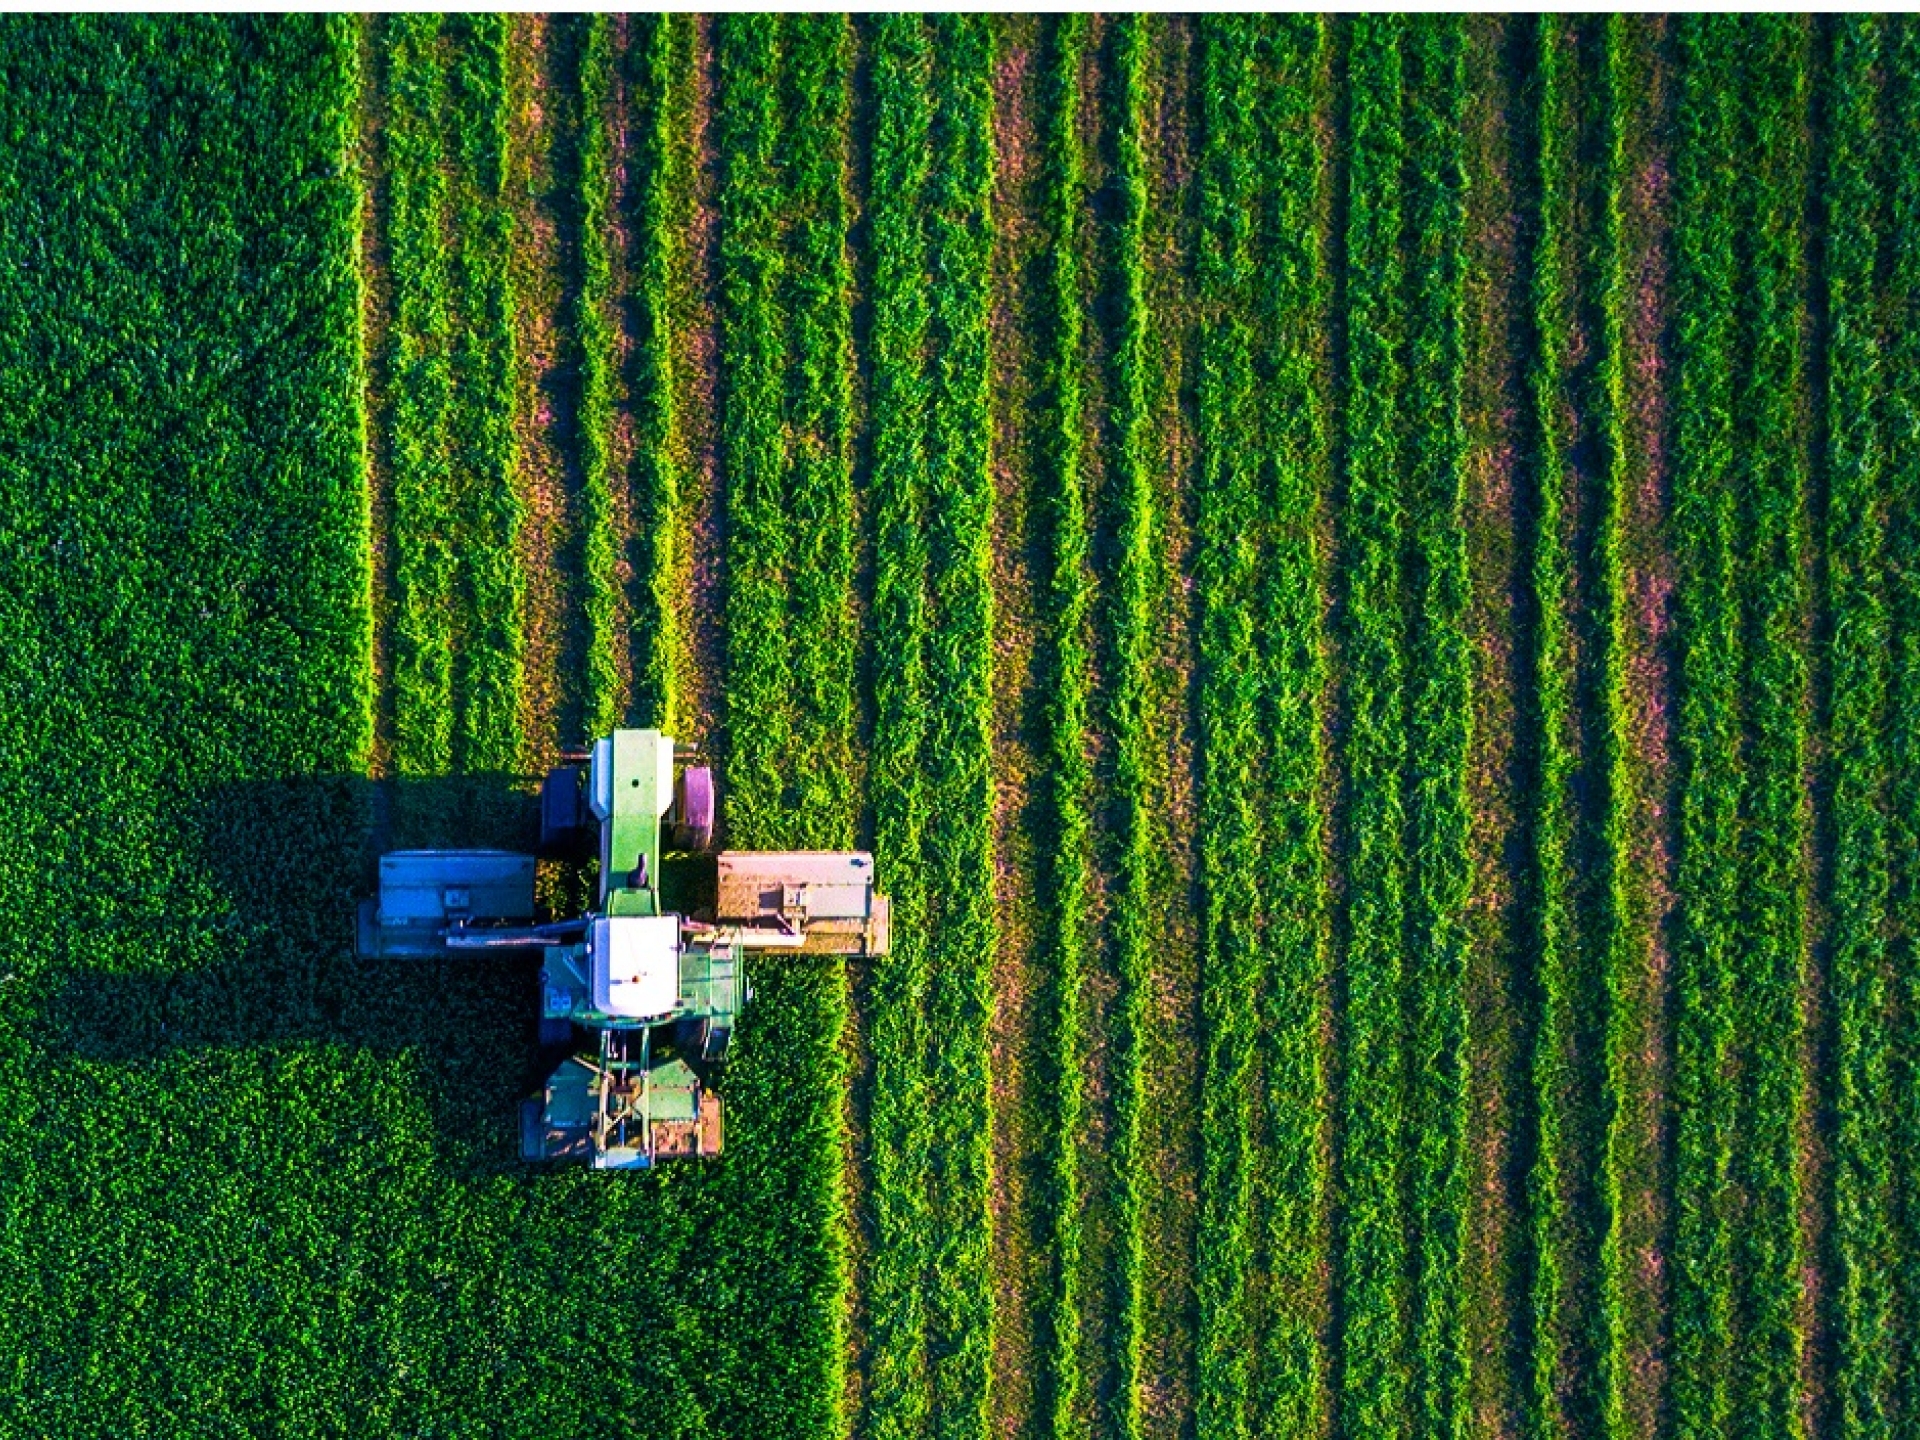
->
[1193,19,1265,1439]
[1036,16,1092,1439]
[1890,21,1920,1425]
[1248,17,1334,1439]
[1400,22,1473,1438]
[1334,16,1412,1437]
[385,15,456,778]
[446,14,523,774]
[1822,17,1895,1436]
[862,16,936,1439]
[917,19,998,1437]
[1105,17,1156,1440]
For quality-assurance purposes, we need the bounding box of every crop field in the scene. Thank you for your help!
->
[4,12,1920,1440]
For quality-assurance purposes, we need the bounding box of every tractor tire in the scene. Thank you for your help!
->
[669,765,716,853]
[538,766,592,859]
[537,1015,575,1048]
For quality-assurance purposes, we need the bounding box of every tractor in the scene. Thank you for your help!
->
[355,728,889,1169]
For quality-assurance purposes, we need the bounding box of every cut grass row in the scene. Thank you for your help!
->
[1334,15,1412,1436]
[1401,21,1474,1438]
[1820,17,1895,1435]
[918,18,999,1438]
[862,15,935,1438]
[1104,15,1155,1440]
[1248,16,1333,1439]
[1036,15,1092,1439]
[1193,18,1264,1438]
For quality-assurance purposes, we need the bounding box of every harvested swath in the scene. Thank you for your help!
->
[782,14,858,846]
[1103,15,1155,1439]
[446,14,523,775]
[1192,16,1264,1439]
[715,13,790,843]
[1889,19,1920,1424]
[1247,15,1334,1439]
[574,13,623,738]
[1820,17,1895,1435]
[1401,20,1473,1439]
[1333,14,1412,1437]
[1727,22,1812,1435]
[860,15,935,1439]
[384,13,455,778]
[1670,19,1744,1437]
[1034,14,1093,1439]
[919,14,999,1440]
[622,14,683,731]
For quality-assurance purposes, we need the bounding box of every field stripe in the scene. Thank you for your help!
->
[444,15,523,774]
[1105,17,1155,1440]
[1334,15,1412,1437]
[1035,15,1093,1439]
[1402,22,1474,1439]
[920,16,999,1440]
[1890,20,1920,1427]
[384,14,455,778]
[862,15,935,1437]
[1247,16,1334,1439]
[1193,18,1264,1438]
[623,14,684,731]
[1729,23,1812,1437]
[1669,21,1744,1437]
[783,15,858,846]
[1820,17,1895,1436]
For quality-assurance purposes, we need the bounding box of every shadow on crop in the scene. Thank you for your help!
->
[39,773,568,1180]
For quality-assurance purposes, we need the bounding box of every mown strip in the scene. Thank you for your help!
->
[1524,20,1607,1437]
[861,15,935,1438]
[1104,16,1155,1440]
[1035,15,1092,1438]
[575,13,622,737]
[919,18,999,1439]
[446,14,522,774]
[1401,21,1473,1439]
[384,14,455,777]
[1820,17,1895,1436]
[1889,19,1920,1426]
[782,14,858,843]
[1670,19,1745,1438]
[1247,16,1334,1439]
[715,14,790,840]
[1334,15,1412,1437]
[1595,16,1645,1436]
[1729,23,1812,1437]
[624,14,684,731]
[1193,17,1263,1439]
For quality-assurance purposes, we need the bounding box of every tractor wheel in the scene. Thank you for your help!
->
[537,1016,575,1048]
[669,765,715,853]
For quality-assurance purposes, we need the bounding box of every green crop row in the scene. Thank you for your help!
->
[1334,16,1412,1437]
[918,18,999,1437]
[1105,17,1155,1440]
[1821,17,1896,1436]
[1036,15,1092,1439]
[445,15,522,774]
[575,13,622,738]
[1193,18,1264,1439]
[1728,23,1811,1437]
[1890,20,1920,1423]
[861,16,936,1439]
[1670,19,1744,1438]
[384,15,456,777]
[1247,16,1334,1439]
[1401,22,1473,1438]
[623,14,686,732]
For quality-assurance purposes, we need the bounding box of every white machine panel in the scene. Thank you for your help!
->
[590,915,681,1018]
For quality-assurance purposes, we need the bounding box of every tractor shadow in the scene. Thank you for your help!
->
[42,773,569,1180]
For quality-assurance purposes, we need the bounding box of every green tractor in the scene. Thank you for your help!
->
[356,729,889,1169]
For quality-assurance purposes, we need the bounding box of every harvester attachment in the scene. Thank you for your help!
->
[355,850,536,959]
